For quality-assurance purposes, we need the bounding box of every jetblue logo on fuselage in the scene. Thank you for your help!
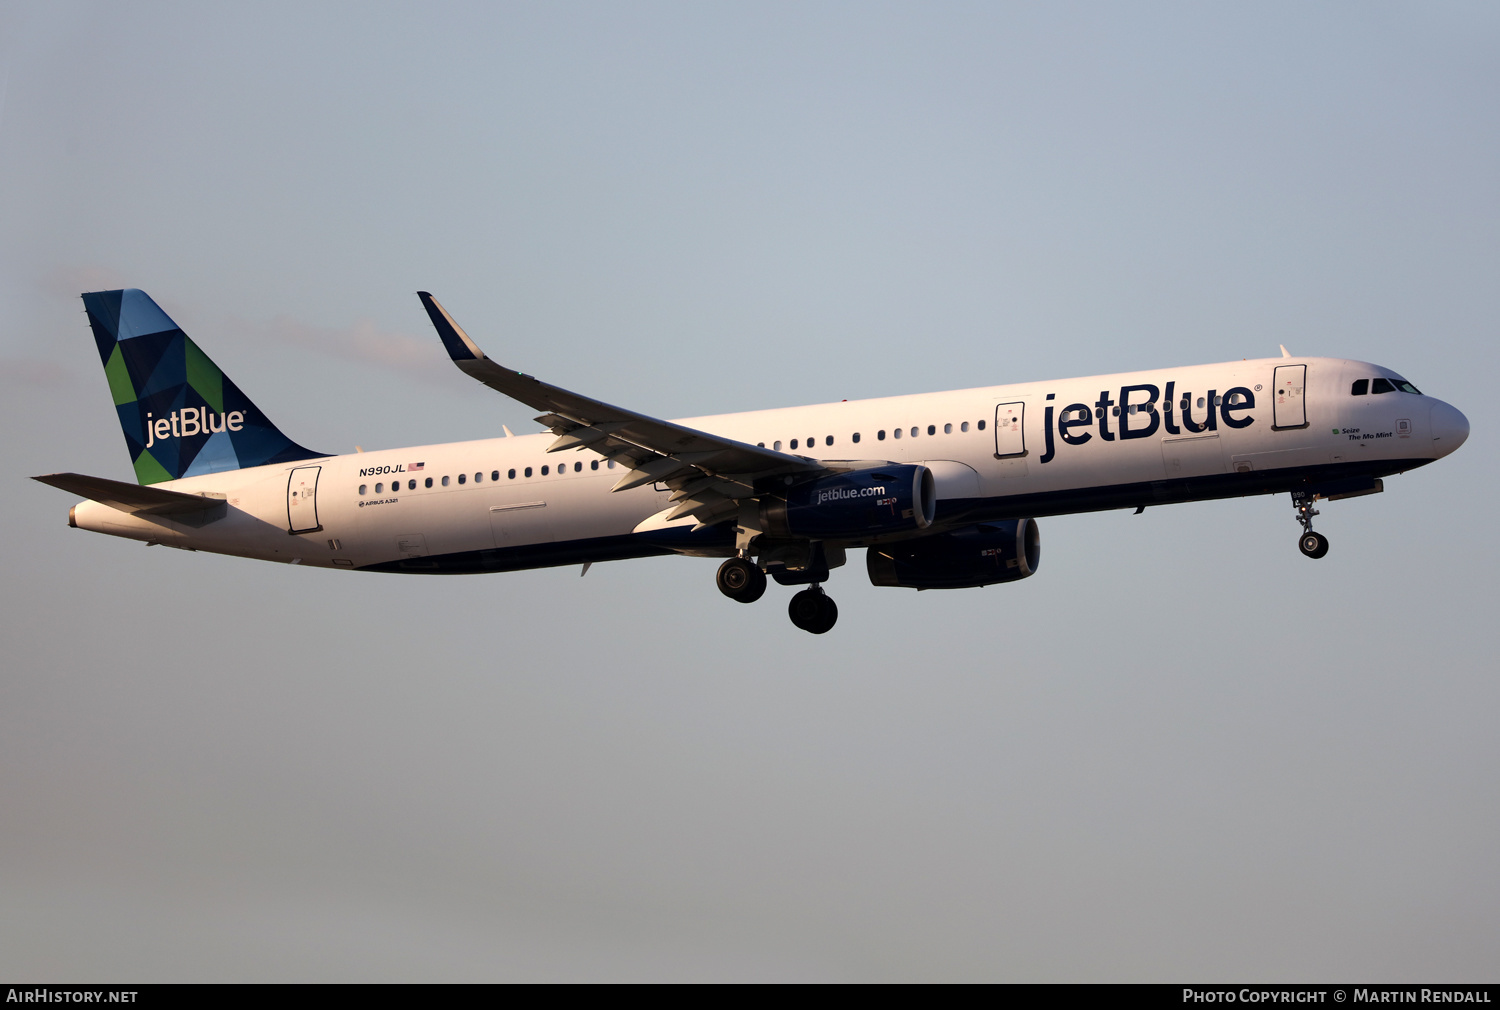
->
[143,408,245,449]
[1038,381,1257,464]
[815,484,886,505]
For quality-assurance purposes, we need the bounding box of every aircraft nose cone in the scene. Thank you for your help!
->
[1430,400,1469,458]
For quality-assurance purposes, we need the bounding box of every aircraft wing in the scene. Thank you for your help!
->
[33,472,226,518]
[418,292,825,529]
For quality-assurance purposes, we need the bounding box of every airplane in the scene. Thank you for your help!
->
[35,288,1470,634]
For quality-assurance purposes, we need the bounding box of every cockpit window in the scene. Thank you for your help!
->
[1371,378,1395,394]
[1392,377,1422,394]
[1350,379,1369,396]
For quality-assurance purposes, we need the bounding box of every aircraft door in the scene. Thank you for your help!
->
[1273,364,1308,430]
[287,465,322,533]
[994,402,1026,458]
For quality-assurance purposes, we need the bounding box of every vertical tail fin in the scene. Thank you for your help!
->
[82,289,325,484]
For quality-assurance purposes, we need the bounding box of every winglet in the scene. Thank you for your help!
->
[1280,344,1292,358]
[417,291,486,362]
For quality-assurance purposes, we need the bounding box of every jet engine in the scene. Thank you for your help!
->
[760,464,935,540]
[866,519,1040,589]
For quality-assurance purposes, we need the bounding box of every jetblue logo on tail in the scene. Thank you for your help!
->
[82,288,324,484]
[144,409,246,448]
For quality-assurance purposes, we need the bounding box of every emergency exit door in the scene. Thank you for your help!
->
[287,466,322,533]
[1273,364,1308,430]
[994,402,1026,458]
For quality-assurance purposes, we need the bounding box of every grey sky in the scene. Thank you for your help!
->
[2,2,1497,980]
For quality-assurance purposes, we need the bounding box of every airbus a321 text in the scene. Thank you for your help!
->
[36,289,1470,634]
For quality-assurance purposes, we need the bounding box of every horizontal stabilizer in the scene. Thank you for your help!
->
[33,472,226,518]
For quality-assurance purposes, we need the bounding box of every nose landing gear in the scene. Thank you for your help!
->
[1298,530,1329,558]
[1292,491,1330,559]
[788,586,838,634]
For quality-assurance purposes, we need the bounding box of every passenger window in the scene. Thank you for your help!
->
[1197,397,1205,408]
[607,460,615,468]
[524,467,532,478]
[825,435,833,446]
[877,430,886,440]
[773,440,782,450]
[977,420,986,430]
[961,421,969,432]
[508,469,516,479]
[757,442,765,447]
[541,465,549,476]
[927,425,935,435]
[408,479,416,490]
[910,427,918,437]
[1112,407,1120,416]
[358,484,367,495]
[852,432,861,443]
[790,439,798,450]
[425,477,433,488]
[944,423,952,434]
[441,476,450,487]
[574,462,582,472]
[1372,378,1395,394]
[894,428,902,439]
[458,473,466,484]
[591,460,599,470]
[375,482,384,493]
[807,436,814,447]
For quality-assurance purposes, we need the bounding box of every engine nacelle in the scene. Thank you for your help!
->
[761,464,935,540]
[866,519,1040,589]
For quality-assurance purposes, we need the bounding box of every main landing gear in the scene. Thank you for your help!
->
[715,556,766,603]
[788,586,838,635]
[715,557,839,634]
[1292,492,1330,559]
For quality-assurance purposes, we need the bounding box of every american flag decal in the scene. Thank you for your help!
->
[409,462,425,471]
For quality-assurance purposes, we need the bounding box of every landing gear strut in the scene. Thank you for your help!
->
[716,557,767,603]
[1292,492,1330,559]
[788,586,838,634]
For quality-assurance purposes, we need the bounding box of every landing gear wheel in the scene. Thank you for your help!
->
[1298,531,1330,559]
[716,557,767,603]
[788,588,838,634]
[1290,492,1330,560]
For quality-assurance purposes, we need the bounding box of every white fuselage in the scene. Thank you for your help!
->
[68,356,1464,573]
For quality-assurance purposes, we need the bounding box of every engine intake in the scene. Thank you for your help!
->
[867,519,1040,589]
[761,464,935,540]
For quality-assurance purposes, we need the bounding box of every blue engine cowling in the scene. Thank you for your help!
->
[866,519,1040,589]
[761,464,935,540]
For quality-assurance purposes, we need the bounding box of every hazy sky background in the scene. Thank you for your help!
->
[2,1,1497,981]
